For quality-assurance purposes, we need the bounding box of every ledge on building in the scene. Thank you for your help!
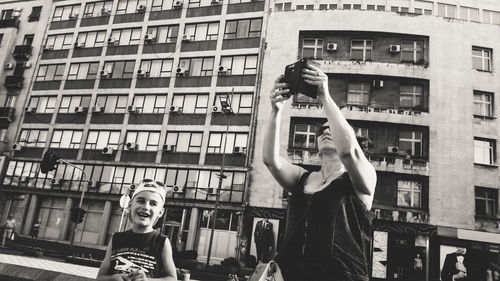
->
[79,15,110,27]
[49,19,77,30]
[186,5,222,17]
[227,1,265,14]
[149,9,182,21]
[12,45,33,61]
[90,113,125,124]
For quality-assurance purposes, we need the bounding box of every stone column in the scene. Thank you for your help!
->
[22,194,39,236]
[185,207,199,251]
[98,201,113,245]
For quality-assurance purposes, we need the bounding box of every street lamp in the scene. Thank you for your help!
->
[206,90,235,268]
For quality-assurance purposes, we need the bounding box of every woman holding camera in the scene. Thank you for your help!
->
[263,63,377,281]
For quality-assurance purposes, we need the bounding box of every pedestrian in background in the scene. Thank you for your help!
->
[1,215,17,247]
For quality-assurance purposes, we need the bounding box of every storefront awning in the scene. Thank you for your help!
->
[373,219,437,236]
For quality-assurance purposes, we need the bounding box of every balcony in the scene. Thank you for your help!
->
[135,77,170,88]
[316,59,429,79]
[113,12,145,24]
[180,40,217,52]
[372,206,429,224]
[41,49,69,60]
[186,5,222,17]
[0,18,20,28]
[106,45,139,56]
[205,153,246,167]
[0,107,15,128]
[216,74,256,87]
[79,15,110,27]
[367,155,429,176]
[49,19,77,30]
[167,113,206,125]
[4,76,24,90]
[12,45,33,61]
[222,37,260,50]
[287,149,321,166]
[474,215,500,233]
[149,9,182,21]
[227,1,265,13]
[161,151,200,164]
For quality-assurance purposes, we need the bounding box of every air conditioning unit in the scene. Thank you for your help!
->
[126,142,137,150]
[107,37,116,45]
[218,65,228,75]
[20,176,28,182]
[163,144,176,152]
[127,105,138,113]
[173,185,184,193]
[387,146,399,154]
[24,106,36,113]
[144,34,156,43]
[92,106,103,113]
[211,0,221,5]
[136,5,146,12]
[74,42,85,48]
[372,80,384,88]
[176,67,187,77]
[326,42,338,52]
[181,34,191,42]
[12,143,22,151]
[101,8,110,15]
[102,146,114,155]
[233,146,246,154]
[137,69,145,77]
[22,62,32,69]
[389,45,401,53]
[68,13,78,19]
[12,10,21,18]
[212,106,221,113]
[169,105,182,113]
[4,63,14,70]
[173,0,183,9]
[43,44,54,51]
[100,70,109,78]
[74,106,88,113]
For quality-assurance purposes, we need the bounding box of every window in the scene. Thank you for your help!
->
[139,59,173,77]
[146,25,179,43]
[59,96,91,113]
[475,187,498,217]
[45,33,73,50]
[178,57,214,76]
[85,131,121,149]
[284,2,292,11]
[28,96,57,113]
[319,4,327,10]
[414,0,432,15]
[350,39,372,61]
[77,31,107,47]
[224,18,262,39]
[302,38,323,59]
[343,4,351,10]
[207,132,248,153]
[219,55,258,75]
[52,5,80,21]
[214,93,253,114]
[274,3,283,11]
[68,62,99,80]
[353,127,369,138]
[36,64,65,81]
[482,10,500,25]
[472,47,492,72]
[397,180,422,208]
[165,132,203,152]
[1,9,13,20]
[184,22,219,41]
[95,95,128,113]
[305,4,314,10]
[83,1,113,18]
[293,124,317,149]
[474,138,496,165]
[103,61,136,79]
[23,35,34,46]
[399,131,423,156]
[188,0,214,8]
[50,130,83,149]
[347,83,370,106]
[401,41,424,63]
[5,95,16,107]
[400,85,423,108]
[151,0,175,11]
[437,3,456,18]
[367,5,384,11]
[18,129,48,147]
[28,6,42,21]
[116,0,147,14]
[132,95,167,113]
[125,131,160,151]
[110,28,142,45]
[329,4,337,9]
[473,91,494,117]
[171,94,208,113]
[460,6,479,22]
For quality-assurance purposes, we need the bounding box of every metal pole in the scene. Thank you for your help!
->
[118,208,126,232]
[206,89,234,268]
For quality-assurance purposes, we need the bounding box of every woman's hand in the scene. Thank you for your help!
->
[128,269,148,281]
[270,75,291,112]
[301,63,329,99]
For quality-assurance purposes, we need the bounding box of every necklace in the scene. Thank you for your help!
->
[320,170,338,185]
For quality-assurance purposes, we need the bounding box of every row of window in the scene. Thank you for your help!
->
[53,0,259,22]
[36,55,257,80]
[273,2,500,25]
[46,18,262,49]
[1,6,42,21]
[3,160,247,203]
[26,93,252,114]
[18,129,249,153]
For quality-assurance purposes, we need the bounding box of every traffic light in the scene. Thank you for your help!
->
[70,207,87,224]
[40,151,60,174]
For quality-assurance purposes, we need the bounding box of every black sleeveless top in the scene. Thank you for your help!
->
[277,171,374,281]
[109,230,168,278]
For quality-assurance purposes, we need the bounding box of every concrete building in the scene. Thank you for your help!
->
[249,0,500,280]
[0,0,265,264]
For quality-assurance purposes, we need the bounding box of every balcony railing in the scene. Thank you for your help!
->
[12,45,33,61]
[4,76,24,90]
[368,155,428,175]
[0,107,15,122]
[287,149,321,166]
[373,205,429,224]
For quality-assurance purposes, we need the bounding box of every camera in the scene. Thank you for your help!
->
[279,58,318,98]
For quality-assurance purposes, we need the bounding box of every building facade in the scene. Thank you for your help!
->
[250,0,500,280]
[0,0,265,264]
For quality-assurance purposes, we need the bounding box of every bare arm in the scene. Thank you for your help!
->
[302,64,377,209]
[96,239,128,281]
[262,76,307,192]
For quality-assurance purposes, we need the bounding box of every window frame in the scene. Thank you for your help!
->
[219,55,258,75]
[302,38,324,59]
[19,129,48,148]
[103,60,136,79]
[292,124,317,149]
[207,132,248,154]
[52,5,80,22]
[397,180,422,208]
[45,33,73,50]
[165,131,203,153]
[475,186,498,217]
[347,82,371,106]
[213,93,253,114]
[473,91,494,118]
[474,137,496,165]
[59,96,91,113]
[171,94,208,114]
[125,131,161,151]
[110,28,142,45]
[68,62,99,80]
[85,130,121,149]
[401,40,424,63]
[184,22,219,41]
[28,96,57,113]
[95,95,129,113]
[472,47,492,72]
[224,18,262,39]
[399,84,424,109]
[83,1,113,18]
[178,57,214,77]
[139,59,173,77]
[77,30,107,48]
[132,95,167,113]
[350,39,373,61]
[50,130,83,149]
[146,25,179,43]
[36,64,66,81]
[398,130,423,157]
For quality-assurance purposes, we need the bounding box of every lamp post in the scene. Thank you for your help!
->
[206,89,234,268]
